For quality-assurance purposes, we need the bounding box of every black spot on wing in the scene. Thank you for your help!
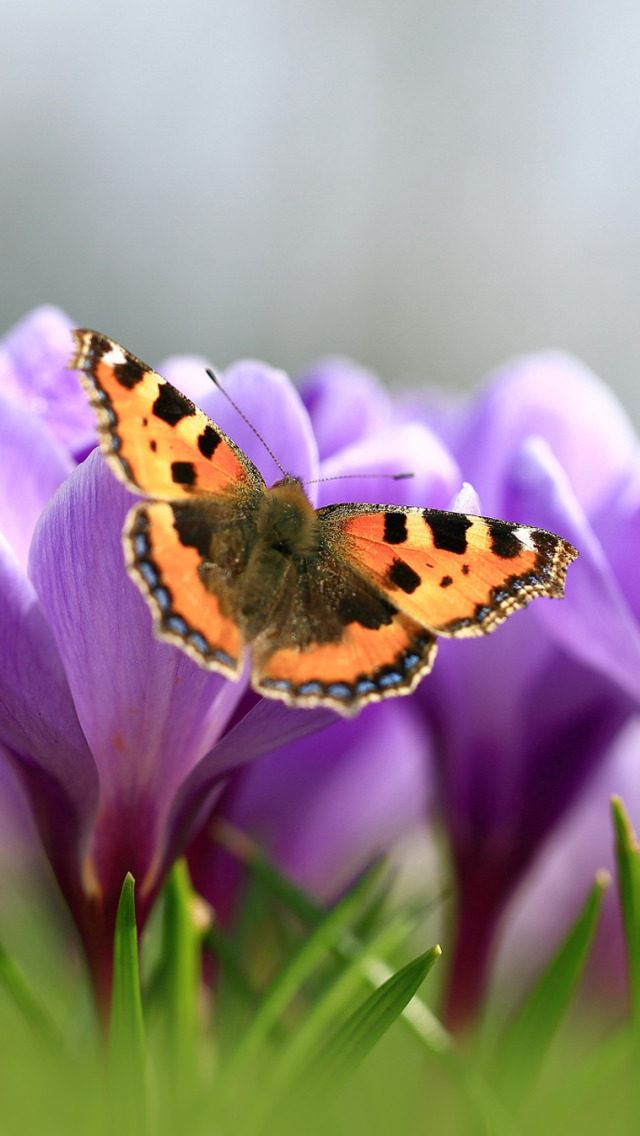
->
[462,564,470,575]
[198,425,222,459]
[150,440,157,453]
[85,333,112,365]
[153,383,196,426]
[170,503,212,559]
[440,575,453,588]
[383,513,408,544]
[171,461,197,486]
[113,358,145,389]
[388,558,421,594]
[424,512,472,554]
[488,520,525,559]
[337,589,396,629]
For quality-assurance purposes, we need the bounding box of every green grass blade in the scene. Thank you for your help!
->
[612,794,640,1036]
[493,869,608,1101]
[273,907,422,1081]
[156,860,206,1122]
[108,873,146,1134]
[220,862,385,1079]
[313,945,441,1093]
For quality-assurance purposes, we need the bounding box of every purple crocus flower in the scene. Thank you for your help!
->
[495,716,640,1010]
[0,309,459,1019]
[404,353,640,1028]
[0,309,332,1016]
[188,699,431,925]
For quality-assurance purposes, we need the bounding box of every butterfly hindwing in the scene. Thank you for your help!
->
[70,329,265,500]
[317,503,578,638]
[125,500,244,675]
[251,537,438,714]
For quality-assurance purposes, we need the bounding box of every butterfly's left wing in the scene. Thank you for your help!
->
[69,329,266,500]
[252,502,577,716]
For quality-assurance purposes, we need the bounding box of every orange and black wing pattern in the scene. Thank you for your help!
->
[124,501,244,675]
[320,503,578,638]
[69,329,265,500]
[252,502,576,714]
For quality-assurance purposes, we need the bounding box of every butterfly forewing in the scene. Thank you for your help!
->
[318,503,578,638]
[70,330,265,500]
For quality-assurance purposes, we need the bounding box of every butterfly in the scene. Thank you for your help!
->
[69,330,578,716]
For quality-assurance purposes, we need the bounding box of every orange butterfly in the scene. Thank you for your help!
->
[69,331,578,715]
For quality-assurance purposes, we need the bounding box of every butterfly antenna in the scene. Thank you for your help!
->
[304,471,414,486]
[206,368,288,478]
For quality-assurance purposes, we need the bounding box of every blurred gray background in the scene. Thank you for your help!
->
[3,1,640,421]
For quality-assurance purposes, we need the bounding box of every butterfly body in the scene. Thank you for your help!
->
[70,330,578,716]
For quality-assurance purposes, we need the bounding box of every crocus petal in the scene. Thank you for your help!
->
[450,481,482,515]
[495,717,640,1004]
[28,452,241,860]
[0,307,96,459]
[0,533,98,883]
[316,423,461,510]
[297,356,392,461]
[160,698,337,881]
[206,699,431,904]
[504,437,640,704]
[0,393,73,569]
[457,352,637,518]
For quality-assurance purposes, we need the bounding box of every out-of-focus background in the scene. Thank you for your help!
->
[3,1,640,420]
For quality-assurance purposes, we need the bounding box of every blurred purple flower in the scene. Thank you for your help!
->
[495,717,640,1012]
[406,352,640,1028]
[188,699,431,925]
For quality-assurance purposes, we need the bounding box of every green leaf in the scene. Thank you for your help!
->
[612,794,640,1036]
[108,873,146,1133]
[160,861,202,1074]
[312,945,441,1094]
[493,869,608,1101]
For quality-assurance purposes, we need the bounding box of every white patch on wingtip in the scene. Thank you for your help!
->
[512,525,537,552]
[102,344,127,366]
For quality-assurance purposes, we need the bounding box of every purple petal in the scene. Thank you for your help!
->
[457,352,637,518]
[450,481,482,515]
[496,718,640,1002]
[297,356,392,461]
[316,423,461,510]
[0,307,96,460]
[504,437,640,704]
[0,532,98,884]
[0,393,73,569]
[161,697,337,881]
[28,451,243,874]
[209,699,431,903]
